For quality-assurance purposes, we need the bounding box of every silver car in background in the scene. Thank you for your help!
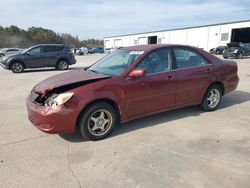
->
[0,48,22,57]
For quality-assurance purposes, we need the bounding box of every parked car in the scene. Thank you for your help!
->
[0,48,22,57]
[104,48,112,53]
[88,47,104,54]
[88,48,95,54]
[26,44,239,140]
[77,47,88,55]
[209,46,227,55]
[0,44,76,73]
[94,47,104,53]
[223,43,250,59]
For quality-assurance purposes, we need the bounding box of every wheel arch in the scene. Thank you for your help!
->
[75,98,121,130]
[57,58,69,64]
[9,60,25,69]
[208,81,225,96]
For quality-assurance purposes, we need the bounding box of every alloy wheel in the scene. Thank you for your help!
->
[87,109,113,136]
[207,89,221,108]
[57,60,68,70]
[12,62,23,73]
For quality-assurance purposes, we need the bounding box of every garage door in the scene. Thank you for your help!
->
[114,39,122,47]
[138,37,148,45]
[105,40,111,48]
[231,27,250,43]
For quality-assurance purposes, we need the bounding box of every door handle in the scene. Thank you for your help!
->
[165,75,174,81]
[205,68,211,73]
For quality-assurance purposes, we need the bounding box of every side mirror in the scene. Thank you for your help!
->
[128,69,146,78]
[26,51,30,55]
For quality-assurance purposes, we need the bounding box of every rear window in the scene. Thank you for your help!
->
[173,48,209,69]
[44,46,64,53]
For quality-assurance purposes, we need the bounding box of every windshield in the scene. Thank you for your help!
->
[22,47,33,53]
[88,49,144,76]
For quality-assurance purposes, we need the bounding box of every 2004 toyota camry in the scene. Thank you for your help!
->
[26,44,239,140]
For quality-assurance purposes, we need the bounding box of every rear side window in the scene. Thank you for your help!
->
[137,48,172,74]
[44,46,64,53]
[173,48,209,69]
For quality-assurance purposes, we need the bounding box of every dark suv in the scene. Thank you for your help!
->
[223,43,250,59]
[0,44,76,73]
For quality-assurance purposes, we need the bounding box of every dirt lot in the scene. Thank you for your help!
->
[0,54,250,188]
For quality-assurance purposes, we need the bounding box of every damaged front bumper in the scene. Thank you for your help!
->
[26,93,77,134]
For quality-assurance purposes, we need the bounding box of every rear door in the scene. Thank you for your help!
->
[124,48,176,118]
[43,45,63,67]
[172,48,214,106]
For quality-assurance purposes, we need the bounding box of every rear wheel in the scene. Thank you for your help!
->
[237,53,243,59]
[10,61,24,73]
[77,102,118,140]
[200,85,222,111]
[56,59,69,70]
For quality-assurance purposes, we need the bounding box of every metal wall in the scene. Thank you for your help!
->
[104,20,250,51]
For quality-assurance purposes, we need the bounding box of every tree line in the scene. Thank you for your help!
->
[0,25,103,48]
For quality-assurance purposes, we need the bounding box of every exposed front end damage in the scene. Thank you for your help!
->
[26,70,111,134]
[31,77,111,106]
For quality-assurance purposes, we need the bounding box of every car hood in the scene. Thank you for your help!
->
[33,69,111,95]
[5,52,22,58]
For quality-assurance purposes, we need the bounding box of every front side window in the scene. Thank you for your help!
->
[88,49,144,76]
[136,48,172,74]
[29,47,42,55]
[173,48,209,69]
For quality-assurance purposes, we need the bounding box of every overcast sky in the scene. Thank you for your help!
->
[0,0,249,39]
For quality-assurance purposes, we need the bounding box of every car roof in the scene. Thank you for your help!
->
[30,44,65,48]
[39,44,65,46]
[122,44,195,52]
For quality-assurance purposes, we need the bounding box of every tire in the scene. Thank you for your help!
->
[237,53,243,59]
[56,59,69,70]
[200,84,222,112]
[10,61,24,73]
[223,56,228,59]
[77,102,118,141]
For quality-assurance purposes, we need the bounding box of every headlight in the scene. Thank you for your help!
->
[233,49,238,53]
[2,56,7,61]
[44,92,74,106]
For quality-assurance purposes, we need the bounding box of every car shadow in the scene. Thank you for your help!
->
[21,66,83,73]
[58,90,250,142]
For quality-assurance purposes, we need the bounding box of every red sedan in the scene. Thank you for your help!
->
[26,44,239,140]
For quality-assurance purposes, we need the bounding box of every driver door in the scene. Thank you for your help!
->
[123,48,176,118]
[24,46,44,68]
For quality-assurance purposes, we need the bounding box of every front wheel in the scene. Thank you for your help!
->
[78,102,118,140]
[56,59,69,70]
[200,85,222,111]
[10,62,24,73]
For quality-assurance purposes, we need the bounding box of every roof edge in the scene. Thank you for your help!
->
[104,19,250,39]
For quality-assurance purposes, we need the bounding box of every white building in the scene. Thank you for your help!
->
[104,20,250,51]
